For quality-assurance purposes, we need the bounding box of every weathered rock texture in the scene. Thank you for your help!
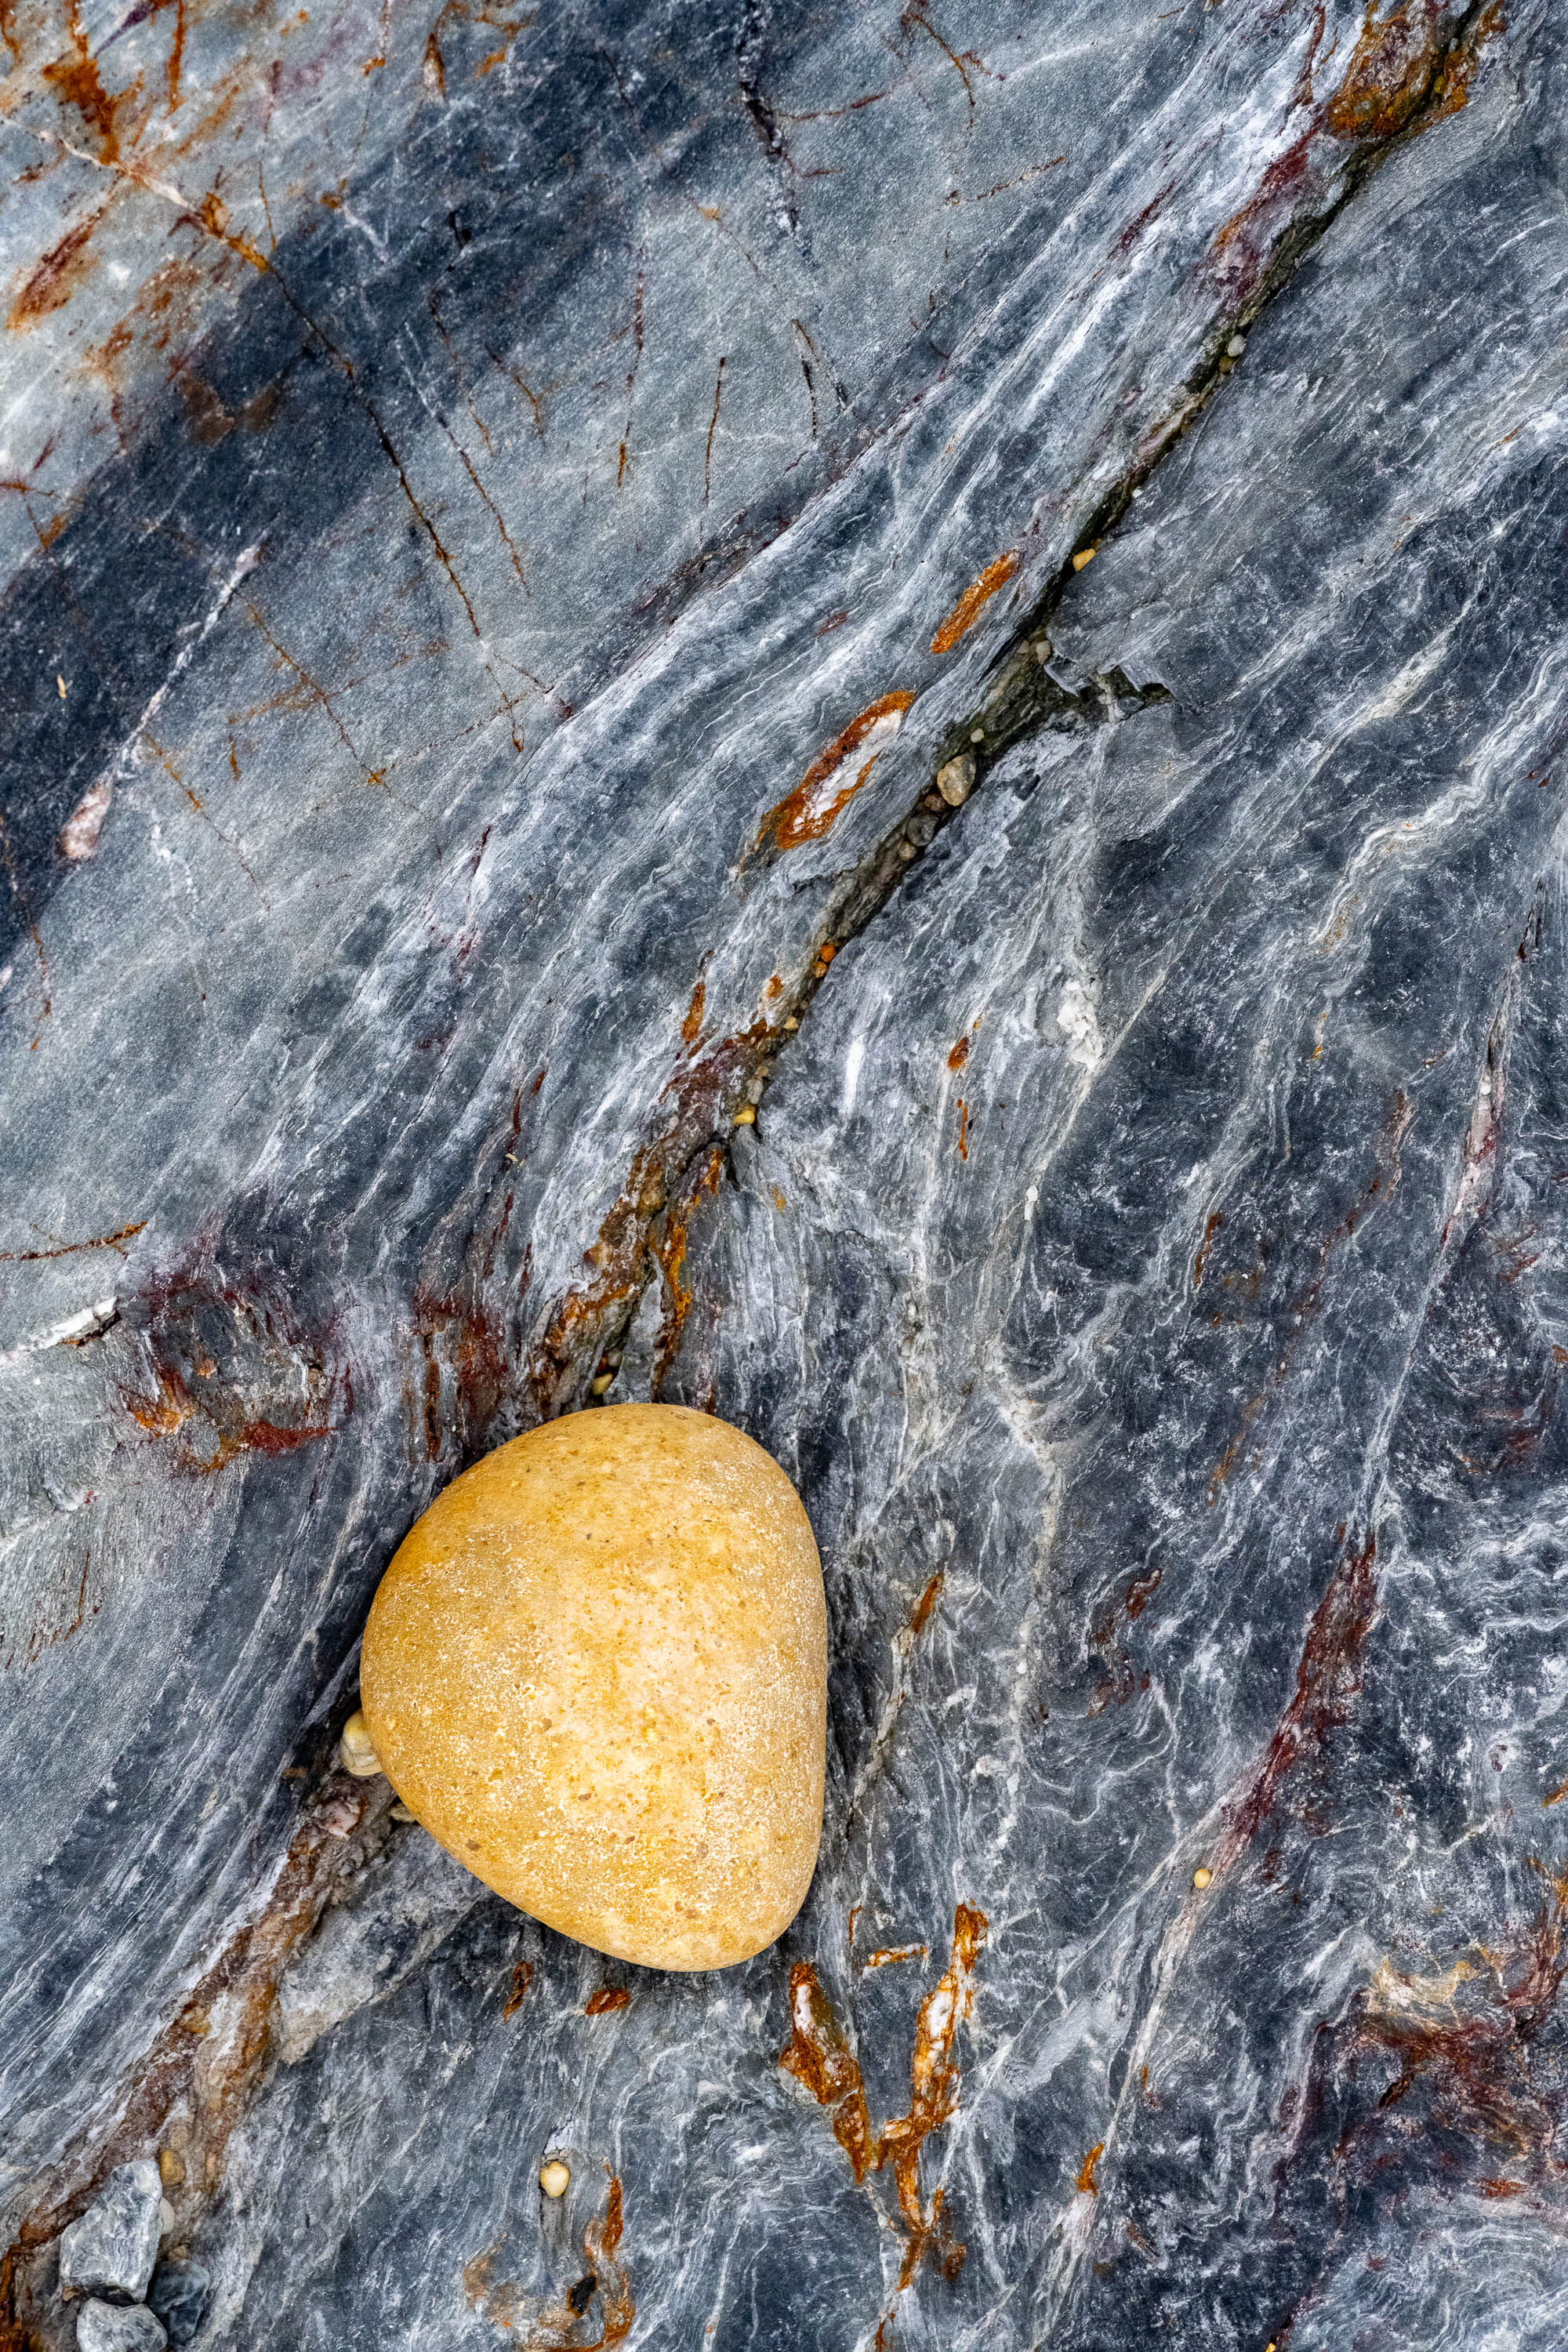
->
[2,0,1566,2346]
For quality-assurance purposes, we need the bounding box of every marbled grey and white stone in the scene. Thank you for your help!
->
[145,2261,210,2350]
[3,0,1566,2347]
[74,2300,167,2352]
[57,2164,162,2305]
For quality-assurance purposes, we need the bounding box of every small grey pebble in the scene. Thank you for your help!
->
[76,2302,167,2352]
[896,839,917,861]
[147,2259,211,2347]
[60,2162,164,2303]
[904,812,937,848]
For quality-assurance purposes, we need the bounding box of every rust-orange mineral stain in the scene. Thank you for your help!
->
[930,552,1019,656]
[880,1904,988,2286]
[8,209,105,331]
[42,2,130,162]
[757,691,914,855]
[1207,1,1499,301]
[650,1143,725,1392]
[463,2175,633,2349]
[584,1986,632,2016]
[909,1571,944,1639]
[1075,2140,1105,2195]
[780,1904,988,2290]
[779,1964,876,2180]
[1323,0,1466,140]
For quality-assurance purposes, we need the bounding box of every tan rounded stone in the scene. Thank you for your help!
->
[361,1403,827,1972]
[338,1709,383,1778]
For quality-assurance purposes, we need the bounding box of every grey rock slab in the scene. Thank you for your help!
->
[58,2161,163,2305]
[0,0,1497,2205]
[75,2302,168,2352]
[648,13,1568,2347]
[0,0,1556,2348]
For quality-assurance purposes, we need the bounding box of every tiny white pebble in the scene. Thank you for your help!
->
[1227,334,1246,358]
[539,2159,571,2198]
[969,726,985,744]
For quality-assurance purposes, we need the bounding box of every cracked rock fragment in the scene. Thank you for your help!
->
[59,2161,163,2303]
[147,2260,211,2347]
[75,2301,168,2352]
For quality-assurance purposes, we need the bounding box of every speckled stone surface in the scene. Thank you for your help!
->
[3,0,1566,2346]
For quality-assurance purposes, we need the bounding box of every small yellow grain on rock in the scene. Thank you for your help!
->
[539,2160,571,2198]
[339,1709,384,1778]
[1192,1866,1212,1890]
[1072,546,1096,572]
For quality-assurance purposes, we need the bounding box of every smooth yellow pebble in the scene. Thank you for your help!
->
[339,1709,384,1778]
[361,1403,827,1971]
[539,2160,571,2198]
[1192,1866,1212,1890]
[733,1102,757,1125]
[1072,546,1096,571]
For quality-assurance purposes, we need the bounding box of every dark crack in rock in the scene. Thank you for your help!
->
[1,0,1563,2347]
